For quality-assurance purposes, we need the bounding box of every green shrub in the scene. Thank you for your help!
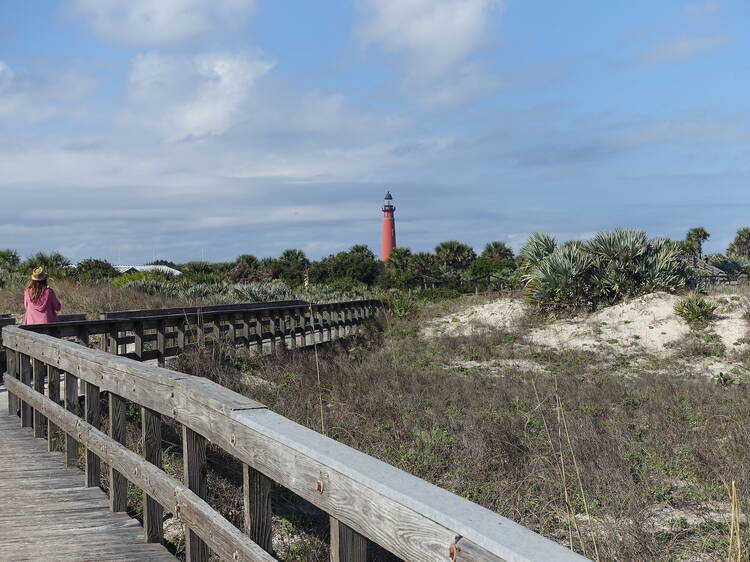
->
[674,293,718,326]
[112,270,176,287]
[520,229,687,311]
[74,258,119,282]
[385,291,417,318]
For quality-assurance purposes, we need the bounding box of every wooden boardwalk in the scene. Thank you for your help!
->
[0,389,175,562]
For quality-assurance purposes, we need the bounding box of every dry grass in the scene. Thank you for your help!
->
[0,279,190,319]
[21,285,750,560]
[171,305,750,561]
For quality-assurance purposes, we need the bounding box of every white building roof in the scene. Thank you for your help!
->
[114,265,182,276]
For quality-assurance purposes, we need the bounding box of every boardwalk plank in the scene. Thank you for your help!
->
[0,394,175,562]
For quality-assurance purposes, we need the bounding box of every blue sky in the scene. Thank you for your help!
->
[0,0,748,263]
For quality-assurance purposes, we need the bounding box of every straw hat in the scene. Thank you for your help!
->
[31,267,48,281]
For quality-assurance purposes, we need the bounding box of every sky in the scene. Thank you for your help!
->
[0,0,748,264]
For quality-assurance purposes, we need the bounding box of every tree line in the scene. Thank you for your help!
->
[2,226,750,291]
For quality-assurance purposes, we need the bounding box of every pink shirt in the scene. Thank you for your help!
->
[24,287,61,325]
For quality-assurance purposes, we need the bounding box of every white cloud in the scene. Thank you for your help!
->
[639,35,728,65]
[127,52,273,141]
[358,0,501,104]
[69,0,256,45]
[0,60,94,124]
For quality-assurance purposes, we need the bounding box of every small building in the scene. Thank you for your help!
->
[114,265,182,276]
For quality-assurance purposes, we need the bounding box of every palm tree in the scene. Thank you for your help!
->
[407,252,436,277]
[685,227,710,257]
[387,247,412,274]
[728,228,750,258]
[434,241,476,269]
[481,241,514,261]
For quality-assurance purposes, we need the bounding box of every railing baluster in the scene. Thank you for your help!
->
[330,517,368,562]
[156,320,166,366]
[133,321,144,361]
[109,393,128,512]
[287,311,297,350]
[33,358,47,438]
[20,353,32,427]
[142,407,164,543]
[6,349,17,416]
[84,381,101,487]
[183,426,209,561]
[268,314,276,355]
[243,464,273,554]
[47,365,61,451]
[64,372,79,467]
[254,314,262,353]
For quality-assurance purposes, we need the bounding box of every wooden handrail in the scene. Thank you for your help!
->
[3,325,587,562]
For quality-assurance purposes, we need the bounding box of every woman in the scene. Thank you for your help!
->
[24,267,61,325]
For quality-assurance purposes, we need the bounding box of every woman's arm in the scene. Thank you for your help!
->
[51,289,61,312]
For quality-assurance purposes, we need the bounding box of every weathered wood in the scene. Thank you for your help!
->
[454,537,507,562]
[3,378,272,562]
[243,463,273,554]
[77,325,90,347]
[20,353,32,427]
[109,393,128,512]
[133,321,144,361]
[64,371,79,468]
[84,381,101,487]
[330,517,368,562]
[48,365,61,451]
[183,426,209,562]
[33,358,47,438]
[157,319,166,366]
[2,325,583,562]
[6,349,17,416]
[142,406,164,543]
[0,399,174,561]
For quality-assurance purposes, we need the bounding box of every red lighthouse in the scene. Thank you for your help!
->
[381,191,396,261]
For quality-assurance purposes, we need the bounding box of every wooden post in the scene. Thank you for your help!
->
[277,313,287,351]
[64,372,79,468]
[100,325,109,354]
[177,321,186,351]
[109,393,128,512]
[240,313,249,347]
[330,517,367,562]
[142,407,164,543]
[302,309,310,347]
[6,349,17,416]
[133,321,144,361]
[33,358,47,438]
[77,325,89,347]
[333,305,341,340]
[268,314,276,355]
[183,426,209,561]
[20,353,32,428]
[243,464,273,554]
[229,314,237,347]
[157,320,166,366]
[47,365,61,451]
[108,325,119,355]
[84,381,101,488]
[287,312,296,350]
[254,314,263,354]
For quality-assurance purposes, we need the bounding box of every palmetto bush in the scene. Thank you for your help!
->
[117,276,373,304]
[520,229,687,310]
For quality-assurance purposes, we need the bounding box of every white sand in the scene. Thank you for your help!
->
[427,292,749,360]
[422,298,528,338]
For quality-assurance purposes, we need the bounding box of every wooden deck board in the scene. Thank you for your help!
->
[0,389,175,562]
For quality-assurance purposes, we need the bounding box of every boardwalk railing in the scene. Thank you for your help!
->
[2,302,586,562]
[22,299,380,364]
